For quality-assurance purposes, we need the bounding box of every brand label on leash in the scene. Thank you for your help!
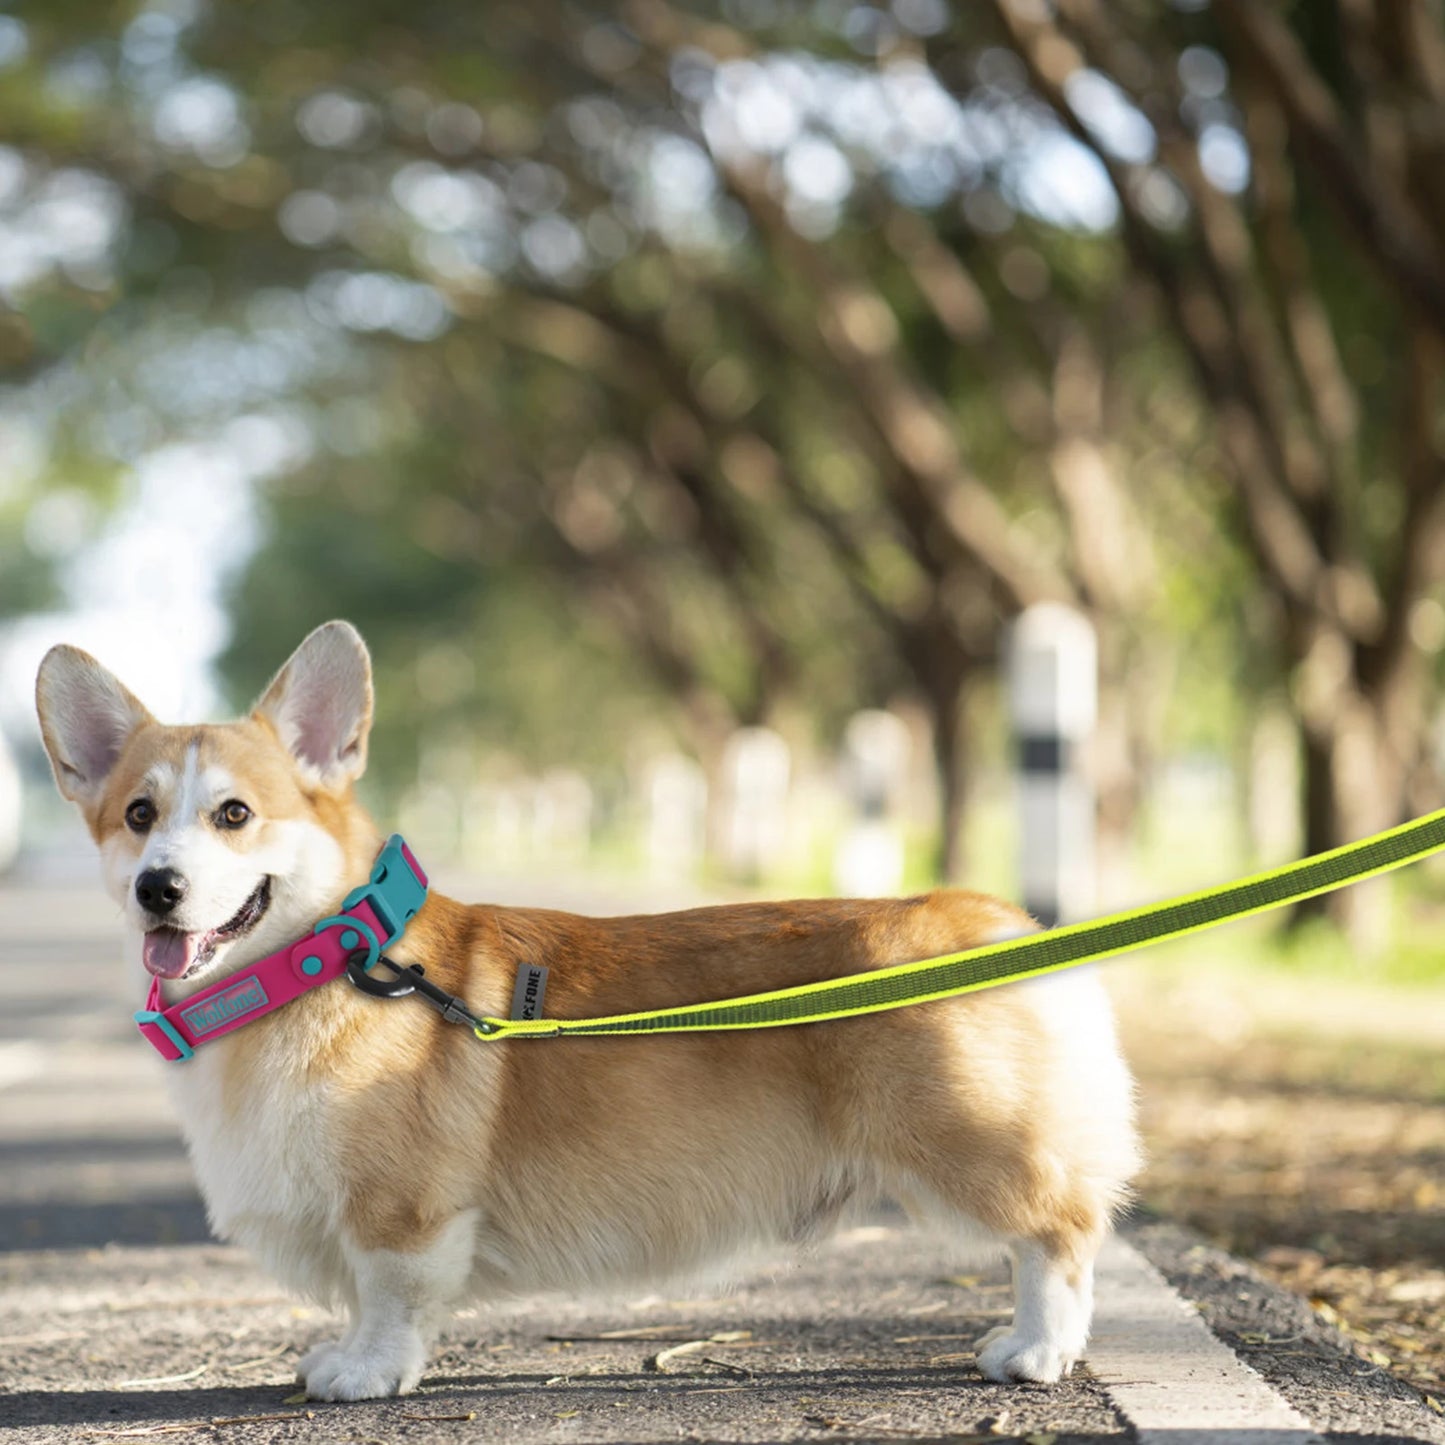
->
[510,963,549,1021]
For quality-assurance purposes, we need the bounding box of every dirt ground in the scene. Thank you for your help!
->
[1111,952,1445,1410]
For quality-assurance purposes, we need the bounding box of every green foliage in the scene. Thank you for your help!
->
[220,476,672,800]
[0,534,57,617]
[6,0,1445,897]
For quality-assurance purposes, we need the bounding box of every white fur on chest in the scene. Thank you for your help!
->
[166,1043,350,1305]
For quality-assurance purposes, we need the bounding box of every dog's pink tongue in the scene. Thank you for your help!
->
[143,929,201,979]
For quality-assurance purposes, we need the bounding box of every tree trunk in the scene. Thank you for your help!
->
[928,671,970,884]
[1292,703,1404,952]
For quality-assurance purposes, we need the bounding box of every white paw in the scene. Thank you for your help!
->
[301,1337,425,1401]
[975,1329,1078,1384]
[295,1339,345,1381]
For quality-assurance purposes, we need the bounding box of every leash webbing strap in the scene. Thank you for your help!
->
[472,804,1445,1042]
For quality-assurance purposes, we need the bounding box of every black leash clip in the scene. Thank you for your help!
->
[345,952,484,1031]
[345,951,416,998]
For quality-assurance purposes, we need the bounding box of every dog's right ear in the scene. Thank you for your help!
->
[35,646,155,807]
[252,620,374,790]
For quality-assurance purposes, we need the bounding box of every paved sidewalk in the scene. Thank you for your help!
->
[1,872,1440,1443]
[3,1217,1440,1444]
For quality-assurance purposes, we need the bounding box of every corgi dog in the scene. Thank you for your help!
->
[35,621,1139,1402]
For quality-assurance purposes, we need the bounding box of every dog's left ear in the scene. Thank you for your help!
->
[35,646,155,808]
[253,621,373,789]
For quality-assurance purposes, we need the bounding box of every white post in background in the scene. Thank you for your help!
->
[719,727,791,883]
[532,769,594,861]
[1007,604,1097,926]
[833,709,910,896]
[645,752,707,881]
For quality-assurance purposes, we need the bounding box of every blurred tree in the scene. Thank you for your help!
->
[0,514,57,619]
[982,0,1445,940]
[5,0,1439,921]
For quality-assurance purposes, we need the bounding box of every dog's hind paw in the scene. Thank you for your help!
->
[300,1337,425,1401]
[975,1329,1078,1384]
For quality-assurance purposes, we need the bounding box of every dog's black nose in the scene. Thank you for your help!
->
[135,868,188,917]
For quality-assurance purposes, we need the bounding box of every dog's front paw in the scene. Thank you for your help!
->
[301,1336,426,1401]
[296,1338,346,1382]
[975,1329,1078,1384]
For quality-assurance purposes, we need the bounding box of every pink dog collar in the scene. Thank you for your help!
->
[134,834,428,1062]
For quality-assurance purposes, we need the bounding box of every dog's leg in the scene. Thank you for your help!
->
[301,1212,476,1402]
[895,1163,1109,1383]
[861,985,1131,1384]
[974,1234,1097,1383]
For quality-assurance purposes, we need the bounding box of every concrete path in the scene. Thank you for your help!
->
[1,872,1439,1444]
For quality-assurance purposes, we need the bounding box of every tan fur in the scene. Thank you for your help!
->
[380,894,1112,1257]
[198,879,1134,1291]
[36,625,1141,1398]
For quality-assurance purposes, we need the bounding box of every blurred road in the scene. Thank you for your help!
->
[0,876,206,1252]
[1,872,1440,1444]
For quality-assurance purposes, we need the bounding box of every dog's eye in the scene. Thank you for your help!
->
[125,799,155,833]
[217,800,252,829]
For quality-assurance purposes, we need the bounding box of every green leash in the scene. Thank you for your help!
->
[464,804,1445,1042]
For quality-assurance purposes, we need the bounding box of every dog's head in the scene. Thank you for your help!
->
[36,621,379,994]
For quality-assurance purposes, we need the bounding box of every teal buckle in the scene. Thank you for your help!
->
[340,834,427,945]
[134,1008,195,1061]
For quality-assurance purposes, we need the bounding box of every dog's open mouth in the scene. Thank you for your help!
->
[142,877,273,981]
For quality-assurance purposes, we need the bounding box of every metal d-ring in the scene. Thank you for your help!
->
[345,951,417,999]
